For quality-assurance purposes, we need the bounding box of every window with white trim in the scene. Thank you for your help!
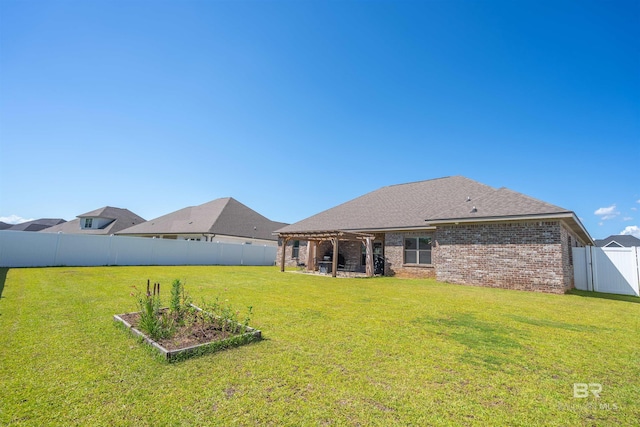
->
[404,236,432,264]
[292,240,300,258]
[83,218,93,229]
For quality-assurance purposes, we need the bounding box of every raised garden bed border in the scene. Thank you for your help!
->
[114,305,262,362]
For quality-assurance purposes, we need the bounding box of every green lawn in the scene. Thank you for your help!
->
[1,266,638,426]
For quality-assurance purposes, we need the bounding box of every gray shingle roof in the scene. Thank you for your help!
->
[277,176,492,232]
[428,187,570,221]
[117,197,287,241]
[78,206,133,219]
[40,207,145,235]
[277,176,589,242]
[595,235,640,247]
[9,218,66,231]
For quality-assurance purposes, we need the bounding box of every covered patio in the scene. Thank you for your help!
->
[278,230,376,277]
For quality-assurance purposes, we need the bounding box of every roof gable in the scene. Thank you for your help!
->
[595,235,640,247]
[117,197,287,241]
[41,207,145,235]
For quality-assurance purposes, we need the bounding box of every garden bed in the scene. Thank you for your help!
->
[115,305,261,362]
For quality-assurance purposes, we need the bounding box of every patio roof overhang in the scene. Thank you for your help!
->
[277,230,375,242]
[277,230,376,277]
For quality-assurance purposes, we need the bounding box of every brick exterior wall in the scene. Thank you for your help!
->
[278,240,308,267]
[384,232,436,279]
[560,223,580,290]
[432,221,582,293]
[279,221,583,293]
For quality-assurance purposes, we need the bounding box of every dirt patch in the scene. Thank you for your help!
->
[118,310,246,351]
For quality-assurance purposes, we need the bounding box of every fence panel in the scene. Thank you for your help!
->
[592,247,639,296]
[108,235,154,265]
[0,231,58,267]
[0,231,277,267]
[573,246,639,296]
[56,234,111,266]
[572,247,590,291]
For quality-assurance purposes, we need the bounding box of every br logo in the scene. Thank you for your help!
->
[573,383,602,398]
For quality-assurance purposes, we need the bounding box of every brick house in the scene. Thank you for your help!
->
[276,176,593,293]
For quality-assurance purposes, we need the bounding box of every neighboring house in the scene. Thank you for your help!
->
[277,176,593,294]
[595,235,640,248]
[41,207,145,235]
[117,197,288,246]
[8,218,66,232]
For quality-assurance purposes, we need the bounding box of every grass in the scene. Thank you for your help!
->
[1,266,639,426]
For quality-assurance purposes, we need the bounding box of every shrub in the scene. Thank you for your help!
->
[135,280,173,341]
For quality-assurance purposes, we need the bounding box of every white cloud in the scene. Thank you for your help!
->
[594,204,619,220]
[620,225,640,239]
[623,216,633,221]
[0,215,34,224]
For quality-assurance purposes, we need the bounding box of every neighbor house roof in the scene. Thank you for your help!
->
[595,235,640,247]
[117,197,288,241]
[41,207,145,235]
[277,176,593,244]
[0,222,11,230]
[8,218,66,232]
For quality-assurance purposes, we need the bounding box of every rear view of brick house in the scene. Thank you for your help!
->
[276,176,593,293]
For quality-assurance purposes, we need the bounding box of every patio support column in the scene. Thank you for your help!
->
[332,237,338,277]
[280,237,289,272]
[307,241,316,271]
[365,236,374,277]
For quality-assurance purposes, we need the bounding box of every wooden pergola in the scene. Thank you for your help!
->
[278,230,376,277]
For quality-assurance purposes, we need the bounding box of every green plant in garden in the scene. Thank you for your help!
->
[134,279,253,340]
[169,278,191,325]
[135,280,173,340]
[191,295,253,336]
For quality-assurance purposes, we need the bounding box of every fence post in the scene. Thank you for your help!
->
[52,232,62,266]
[634,247,640,296]
[586,246,594,292]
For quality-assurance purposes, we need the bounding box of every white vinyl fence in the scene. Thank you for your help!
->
[0,231,277,268]
[573,246,640,296]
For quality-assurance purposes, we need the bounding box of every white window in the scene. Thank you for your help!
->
[83,218,93,228]
[404,236,432,264]
[292,240,300,258]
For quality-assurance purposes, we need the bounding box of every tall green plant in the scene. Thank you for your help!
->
[136,280,172,340]
[169,279,191,325]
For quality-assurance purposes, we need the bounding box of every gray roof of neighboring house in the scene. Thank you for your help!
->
[117,197,288,241]
[8,218,66,232]
[595,235,640,247]
[41,207,146,235]
[277,176,592,243]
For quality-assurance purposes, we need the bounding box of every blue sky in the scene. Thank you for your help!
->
[1,0,638,239]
